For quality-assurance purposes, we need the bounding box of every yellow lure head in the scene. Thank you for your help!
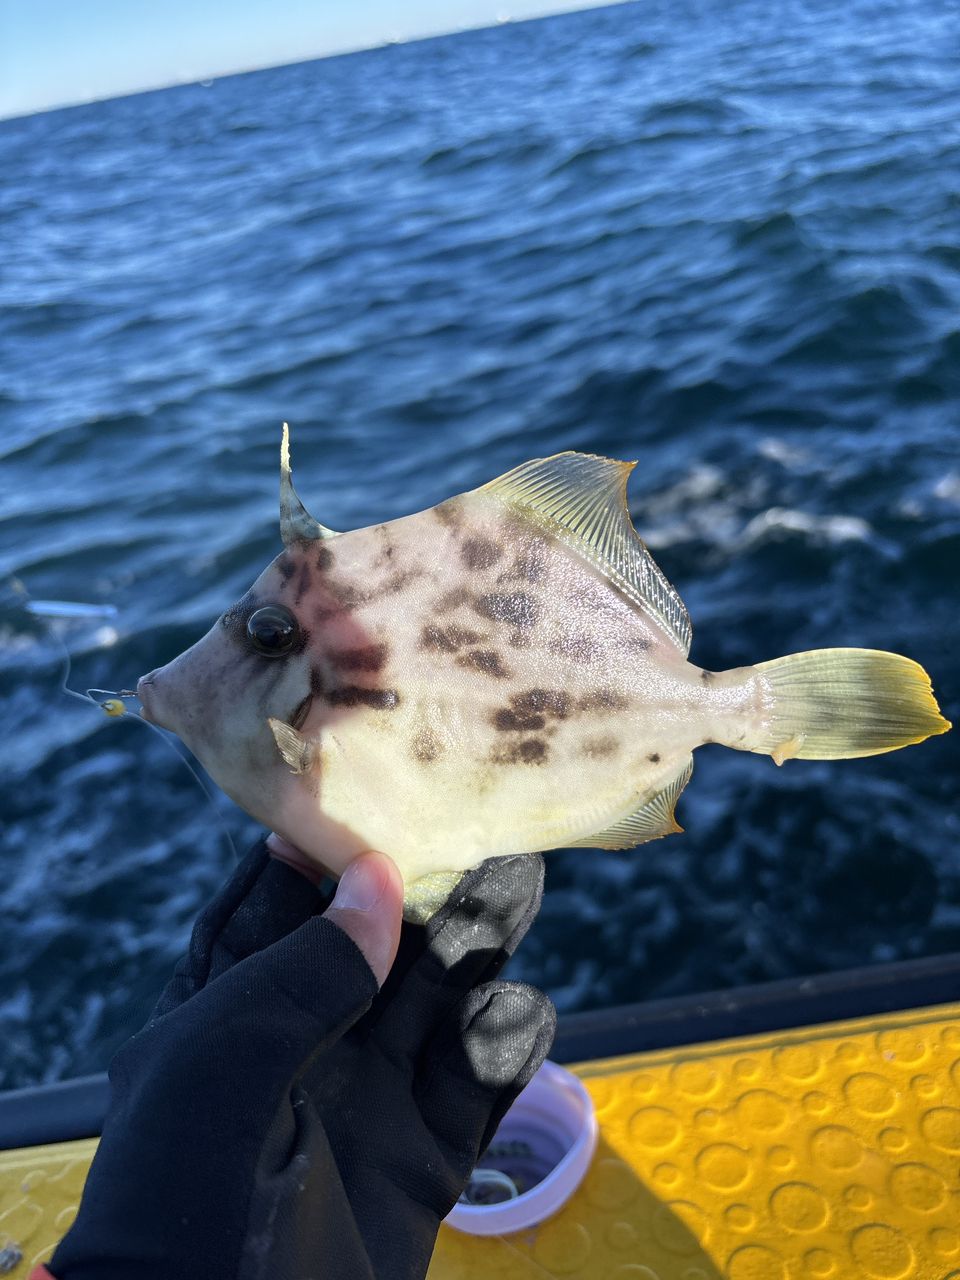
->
[100,698,127,717]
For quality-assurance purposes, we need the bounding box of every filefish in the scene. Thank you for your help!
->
[137,428,950,920]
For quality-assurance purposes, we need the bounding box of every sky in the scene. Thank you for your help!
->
[1,0,615,120]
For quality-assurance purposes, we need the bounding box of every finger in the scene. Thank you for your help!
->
[133,912,387,1113]
[322,851,404,987]
[204,854,328,982]
[416,980,557,1171]
[152,838,325,1018]
[197,852,401,1055]
[371,853,545,1059]
[219,893,391,1055]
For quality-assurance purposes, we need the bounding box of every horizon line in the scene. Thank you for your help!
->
[1,1,624,125]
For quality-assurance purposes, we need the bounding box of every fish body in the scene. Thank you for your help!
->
[138,433,950,918]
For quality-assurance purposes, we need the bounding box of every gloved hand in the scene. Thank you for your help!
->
[48,838,555,1280]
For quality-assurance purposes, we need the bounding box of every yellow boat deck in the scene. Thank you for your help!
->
[3,1001,959,1279]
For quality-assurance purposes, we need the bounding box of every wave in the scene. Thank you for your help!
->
[737,506,874,550]
[731,210,811,253]
[773,282,926,372]
[623,40,657,59]
[0,298,111,335]
[894,329,960,403]
[544,135,640,178]
[641,95,748,127]
[420,135,550,176]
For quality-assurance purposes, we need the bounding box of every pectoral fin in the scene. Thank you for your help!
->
[567,757,693,850]
[268,717,318,774]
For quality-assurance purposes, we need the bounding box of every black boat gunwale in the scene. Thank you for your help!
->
[3,949,960,1151]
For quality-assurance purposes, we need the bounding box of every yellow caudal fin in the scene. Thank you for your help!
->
[754,648,951,763]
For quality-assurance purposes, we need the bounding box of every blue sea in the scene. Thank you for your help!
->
[1,0,958,1089]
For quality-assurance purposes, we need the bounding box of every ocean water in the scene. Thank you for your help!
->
[1,0,958,1089]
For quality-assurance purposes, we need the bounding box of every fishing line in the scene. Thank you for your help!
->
[14,580,240,867]
[89,686,241,870]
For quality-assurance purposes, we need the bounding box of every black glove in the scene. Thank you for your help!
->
[49,839,555,1280]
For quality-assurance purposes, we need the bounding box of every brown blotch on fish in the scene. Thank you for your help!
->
[522,543,549,580]
[491,737,548,765]
[436,586,472,613]
[373,525,396,566]
[493,708,546,732]
[327,686,400,710]
[277,555,296,583]
[493,688,572,733]
[420,624,484,653]
[577,688,629,712]
[312,580,366,623]
[474,591,540,629]
[315,546,334,572]
[450,625,485,647]
[456,649,511,679]
[575,579,634,620]
[411,728,443,763]
[334,582,367,610]
[583,734,619,759]
[433,499,463,528]
[513,689,570,719]
[648,752,661,763]
[461,536,503,571]
[511,539,549,583]
[294,563,313,605]
[548,630,601,663]
[626,633,651,651]
[309,666,328,697]
[329,643,389,672]
[378,568,422,598]
[421,624,457,653]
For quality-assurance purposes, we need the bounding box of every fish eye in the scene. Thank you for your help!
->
[246,605,301,657]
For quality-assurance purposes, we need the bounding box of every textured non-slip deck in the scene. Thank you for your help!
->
[432,1002,960,1279]
[3,1002,959,1278]
[0,1138,96,1276]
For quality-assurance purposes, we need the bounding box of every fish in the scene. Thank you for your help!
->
[137,427,951,921]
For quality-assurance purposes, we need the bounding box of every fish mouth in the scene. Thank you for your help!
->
[288,693,313,731]
[136,673,158,723]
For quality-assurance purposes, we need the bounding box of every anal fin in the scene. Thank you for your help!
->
[403,870,465,924]
[268,717,318,774]
[567,757,693,850]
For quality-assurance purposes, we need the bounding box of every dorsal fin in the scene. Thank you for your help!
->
[268,718,317,774]
[567,756,693,849]
[482,452,691,653]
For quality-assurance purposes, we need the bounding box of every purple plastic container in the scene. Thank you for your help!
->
[445,1059,599,1236]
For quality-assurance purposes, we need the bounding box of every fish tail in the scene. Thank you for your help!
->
[753,648,950,764]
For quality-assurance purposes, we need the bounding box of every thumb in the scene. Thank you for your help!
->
[323,850,404,986]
